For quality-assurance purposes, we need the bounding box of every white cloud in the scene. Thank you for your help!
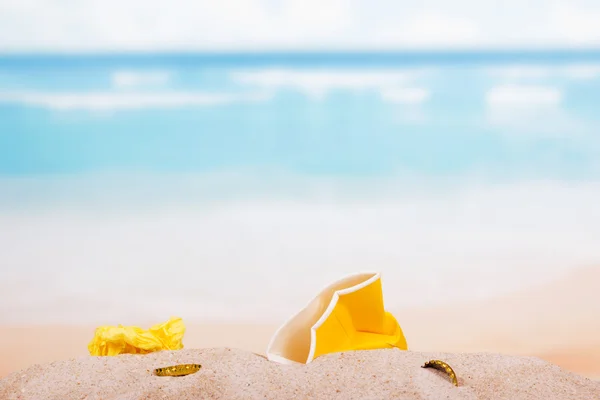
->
[111,70,172,89]
[486,84,561,108]
[1,0,600,51]
[0,90,272,111]
[0,0,355,51]
[375,12,480,48]
[549,3,600,45]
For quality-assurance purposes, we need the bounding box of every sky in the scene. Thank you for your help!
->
[1,0,600,52]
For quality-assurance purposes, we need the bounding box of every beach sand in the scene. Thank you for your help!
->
[1,265,599,397]
[1,347,599,400]
[1,319,599,381]
[0,324,276,378]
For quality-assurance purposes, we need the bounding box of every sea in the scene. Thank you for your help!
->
[1,50,600,324]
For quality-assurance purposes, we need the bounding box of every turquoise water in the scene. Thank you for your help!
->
[1,51,600,178]
[1,51,600,324]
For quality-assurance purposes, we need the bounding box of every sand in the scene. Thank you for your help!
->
[1,348,599,400]
[0,324,276,378]
[535,347,600,381]
[396,265,600,354]
[1,266,600,382]
[3,322,599,381]
[1,266,599,397]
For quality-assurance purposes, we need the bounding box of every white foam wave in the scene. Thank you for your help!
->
[380,87,430,104]
[230,68,430,100]
[486,84,561,107]
[0,91,273,111]
[111,70,172,88]
[1,174,599,323]
[486,63,600,81]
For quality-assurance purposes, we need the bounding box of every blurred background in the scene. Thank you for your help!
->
[0,0,599,380]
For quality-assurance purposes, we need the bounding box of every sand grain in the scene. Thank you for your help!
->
[1,348,598,400]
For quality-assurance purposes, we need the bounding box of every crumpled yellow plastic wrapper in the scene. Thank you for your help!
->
[88,316,186,356]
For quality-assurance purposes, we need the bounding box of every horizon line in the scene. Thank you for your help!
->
[1,48,600,66]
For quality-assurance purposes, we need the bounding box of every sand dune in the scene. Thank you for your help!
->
[1,348,599,400]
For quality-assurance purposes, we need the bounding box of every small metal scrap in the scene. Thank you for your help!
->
[422,359,458,386]
[154,364,202,377]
